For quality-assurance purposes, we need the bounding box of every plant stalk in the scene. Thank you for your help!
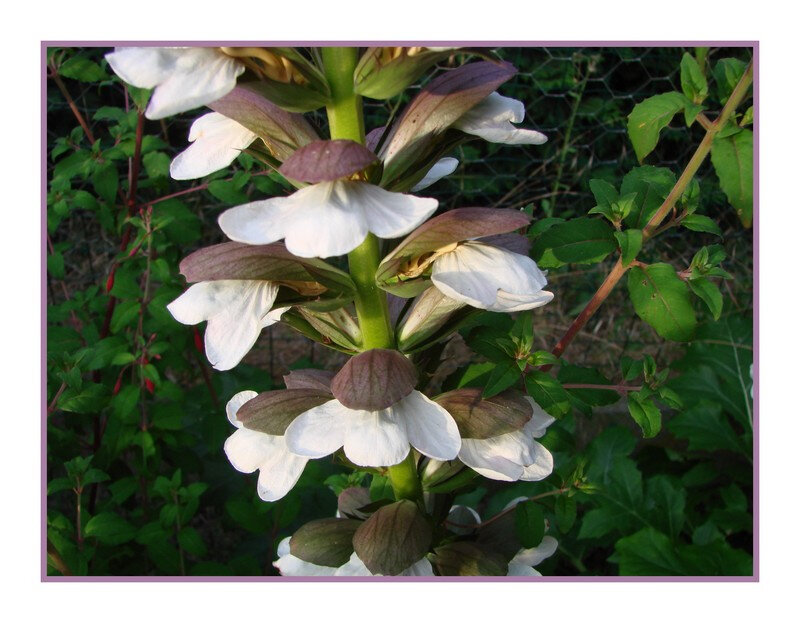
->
[322,47,416,498]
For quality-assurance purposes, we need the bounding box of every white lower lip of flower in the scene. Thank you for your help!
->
[458,399,555,482]
[273,537,434,576]
[431,241,554,312]
[445,506,558,576]
[283,390,461,467]
[170,112,257,180]
[411,157,459,191]
[454,92,548,145]
[223,391,309,502]
[166,280,285,371]
[333,553,434,576]
[105,47,244,120]
[273,537,340,576]
[218,180,438,259]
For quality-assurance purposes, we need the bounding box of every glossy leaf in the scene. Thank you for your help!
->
[628,263,697,341]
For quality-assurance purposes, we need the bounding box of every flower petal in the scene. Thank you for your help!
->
[217,197,291,246]
[492,289,555,313]
[458,439,524,481]
[105,47,178,88]
[524,397,556,437]
[255,448,308,502]
[219,182,369,258]
[510,535,558,567]
[351,182,438,240]
[432,242,551,312]
[411,157,459,191]
[507,562,542,576]
[333,552,372,576]
[167,280,279,371]
[519,441,554,482]
[274,545,339,576]
[401,558,435,576]
[170,112,257,180]
[454,92,547,145]
[397,391,461,461]
[224,427,279,473]
[343,408,410,467]
[225,390,258,428]
[145,48,245,119]
[284,399,349,459]
[204,282,280,371]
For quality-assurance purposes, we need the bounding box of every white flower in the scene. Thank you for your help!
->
[223,391,308,502]
[411,157,459,191]
[170,112,256,180]
[218,180,438,259]
[445,504,558,576]
[431,241,554,312]
[334,552,434,576]
[105,47,244,119]
[454,92,548,145]
[273,537,433,576]
[507,536,559,576]
[458,397,555,481]
[284,390,461,467]
[166,280,286,371]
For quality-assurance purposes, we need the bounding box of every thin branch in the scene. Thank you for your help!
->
[546,61,754,365]
[48,65,96,144]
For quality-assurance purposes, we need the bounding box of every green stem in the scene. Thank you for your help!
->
[387,453,423,502]
[322,47,414,496]
[322,47,393,350]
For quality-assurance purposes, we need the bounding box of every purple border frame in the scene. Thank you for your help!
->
[41,40,759,583]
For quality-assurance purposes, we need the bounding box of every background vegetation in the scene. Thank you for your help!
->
[45,46,754,576]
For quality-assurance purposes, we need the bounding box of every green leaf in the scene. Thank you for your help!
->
[514,501,545,548]
[482,359,521,399]
[710,129,753,227]
[59,56,108,82]
[207,179,250,204]
[58,383,110,414]
[616,528,687,575]
[555,496,577,534]
[688,276,723,320]
[667,401,744,453]
[713,58,748,104]
[678,542,752,576]
[683,102,704,127]
[646,476,686,540]
[682,214,723,237]
[91,161,118,204]
[627,263,697,341]
[143,151,170,179]
[614,229,643,266]
[525,371,571,418]
[84,512,137,546]
[531,216,617,268]
[620,166,676,229]
[626,92,686,162]
[587,179,619,222]
[627,392,662,438]
[680,52,708,104]
[178,527,207,558]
